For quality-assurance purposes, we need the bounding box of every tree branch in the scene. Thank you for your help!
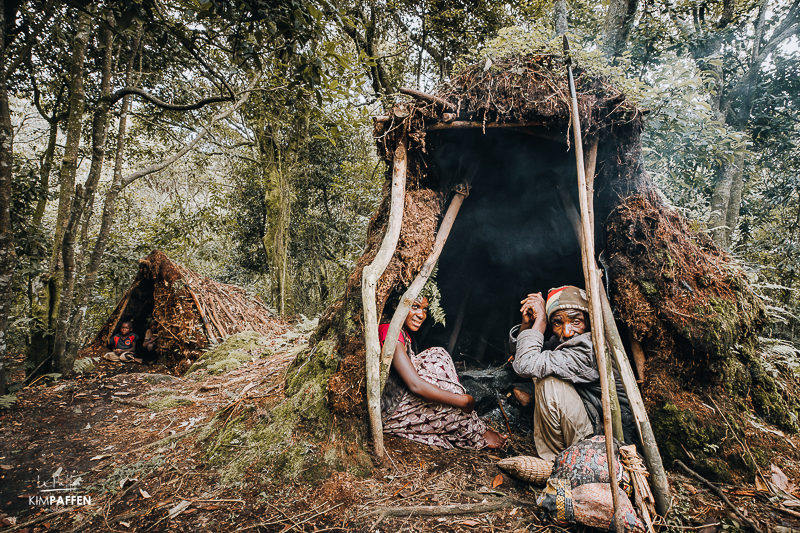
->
[725,2,800,110]
[121,79,256,187]
[166,25,237,99]
[5,1,56,79]
[390,9,445,69]
[110,87,233,110]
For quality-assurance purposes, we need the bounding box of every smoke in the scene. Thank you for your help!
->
[424,128,586,363]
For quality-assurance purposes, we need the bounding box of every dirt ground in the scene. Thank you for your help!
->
[3,325,800,533]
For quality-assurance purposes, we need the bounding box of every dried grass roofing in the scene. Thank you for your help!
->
[374,54,646,164]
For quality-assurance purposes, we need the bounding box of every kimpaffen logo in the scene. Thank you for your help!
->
[29,468,92,507]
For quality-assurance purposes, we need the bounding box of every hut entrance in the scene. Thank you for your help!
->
[418,127,587,366]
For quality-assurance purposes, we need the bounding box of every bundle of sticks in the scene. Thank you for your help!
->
[620,444,657,533]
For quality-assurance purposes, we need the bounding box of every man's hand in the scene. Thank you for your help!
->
[519,293,546,331]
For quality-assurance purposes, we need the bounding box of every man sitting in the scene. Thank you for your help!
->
[511,286,637,462]
[104,321,138,363]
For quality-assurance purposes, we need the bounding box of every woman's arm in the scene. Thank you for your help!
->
[391,342,475,413]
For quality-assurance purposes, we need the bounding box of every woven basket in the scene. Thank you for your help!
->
[497,456,552,485]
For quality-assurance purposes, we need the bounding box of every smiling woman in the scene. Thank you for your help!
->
[377,296,507,450]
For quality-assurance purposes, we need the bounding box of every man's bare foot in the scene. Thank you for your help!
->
[484,429,508,449]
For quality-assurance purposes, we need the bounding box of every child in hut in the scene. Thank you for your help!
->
[103,321,139,363]
[139,321,159,364]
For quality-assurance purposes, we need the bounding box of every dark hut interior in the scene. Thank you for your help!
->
[414,127,601,367]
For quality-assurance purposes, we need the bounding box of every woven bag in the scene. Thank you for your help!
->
[497,456,552,485]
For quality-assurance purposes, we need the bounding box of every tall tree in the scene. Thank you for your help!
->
[0,0,55,394]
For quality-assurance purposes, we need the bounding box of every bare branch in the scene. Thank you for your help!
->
[121,79,257,186]
[111,87,233,110]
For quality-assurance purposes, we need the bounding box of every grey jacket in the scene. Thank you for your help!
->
[512,330,599,384]
[512,328,641,449]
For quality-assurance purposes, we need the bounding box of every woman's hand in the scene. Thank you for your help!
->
[461,394,476,414]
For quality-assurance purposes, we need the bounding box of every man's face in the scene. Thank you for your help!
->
[550,309,587,341]
[120,323,132,335]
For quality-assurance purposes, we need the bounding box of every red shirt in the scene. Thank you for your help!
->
[378,324,405,347]
[111,333,138,351]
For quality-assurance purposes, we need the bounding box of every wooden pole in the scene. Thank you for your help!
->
[380,183,469,386]
[556,182,623,441]
[602,291,672,515]
[557,179,672,515]
[362,127,408,461]
[564,35,624,533]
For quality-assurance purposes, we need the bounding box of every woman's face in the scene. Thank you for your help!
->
[404,297,429,332]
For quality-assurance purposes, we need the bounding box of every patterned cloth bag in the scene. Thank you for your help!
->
[537,436,645,533]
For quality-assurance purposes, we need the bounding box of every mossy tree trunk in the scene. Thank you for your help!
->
[255,103,311,315]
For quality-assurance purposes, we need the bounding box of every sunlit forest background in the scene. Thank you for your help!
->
[4,0,800,385]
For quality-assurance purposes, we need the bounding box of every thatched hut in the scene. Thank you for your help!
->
[81,250,278,373]
[210,54,795,489]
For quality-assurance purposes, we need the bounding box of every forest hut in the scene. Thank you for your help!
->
[80,250,278,372]
[279,53,798,486]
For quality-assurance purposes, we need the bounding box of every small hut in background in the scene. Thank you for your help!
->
[81,250,278,372]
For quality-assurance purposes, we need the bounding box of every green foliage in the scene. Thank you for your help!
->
[72,357,98,374]
[419,265,445,326]
[0,394,17,410]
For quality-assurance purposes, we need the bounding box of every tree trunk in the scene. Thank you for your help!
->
[0,3,16,395]
[54,12,114,374]
[28,275,57,375]
[49,9,92,275]
[32,119,59,228]
[554,0,568,36]
[259,107,309,315]
[709,156,735,248]
[601,0,639,59]
[28,119,63,374]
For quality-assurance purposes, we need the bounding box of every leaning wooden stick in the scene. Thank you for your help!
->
[564,35,624,533]
[602,290,672,516]
[380,181,470,386]
[362,127,408,461]
[557,181,624,441]
[557,180,672,516]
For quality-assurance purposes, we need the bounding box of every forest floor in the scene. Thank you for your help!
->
[3,323,800,533]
